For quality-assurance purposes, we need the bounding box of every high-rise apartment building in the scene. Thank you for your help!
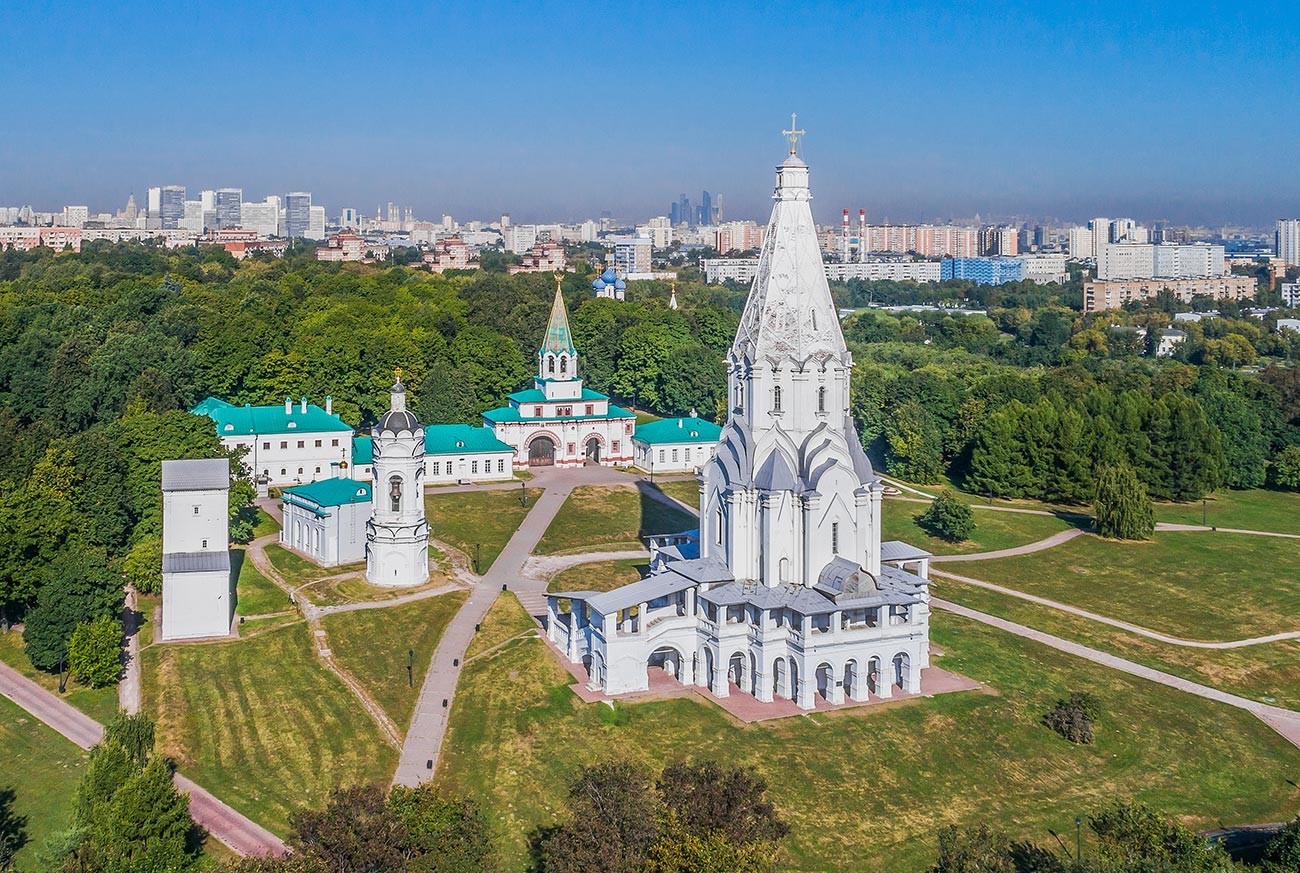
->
[61,206,89,228]
[339,207,360,230]
[240,196,281,237]
[214,188,242,229]
[285,192,312,238]
[308,205,326,240]
[613,236,653,275]
[1096,243,1225,280]
[1278,219,1300,267]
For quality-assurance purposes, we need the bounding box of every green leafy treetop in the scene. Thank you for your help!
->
[1092,464,1155,541]
[0,787,27,872]
[916,490,976,543]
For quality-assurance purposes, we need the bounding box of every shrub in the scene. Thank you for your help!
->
[1043,692,1099,744]
[916,491,976,543]
[67,615,124,688]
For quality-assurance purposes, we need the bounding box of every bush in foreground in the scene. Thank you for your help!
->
[916,490,976,542]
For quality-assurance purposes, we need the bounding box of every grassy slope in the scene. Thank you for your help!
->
[263,543,328,587]
[0,695,87,872]
[142,621,396,835]
[547,558,646,594]
[465,593,536,660]
[320,591,468,730]
[653,479,701,509]
[425,488,544,573]
[881,499,1077,556]
[252,508,282,538]
[1156,488,1300,534]
[233,547,292,617]
[534,485,698,555]
[436,603,1300,872]
[956,531,1300,640]
[935,575,1300,710]
[0,631,119,724]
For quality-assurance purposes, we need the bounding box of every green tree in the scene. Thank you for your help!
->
[1261,816,1300,869]
[105,711,157,769]
[1199,389,1267,489]
[388,785,494,872]
[541,761,660,873]
[1093,465,1155,541]
[289,785,407,873]
[122,535,163,595]
[23,551,122,672]
[916,491,976,543]
[90,755,197,873]
[966,402,1034,499]
[0,787,27,871]
[884,401,944,484]
[67,614,123,688]
[1089,801,1237,871]
[645,814,777,873]
[1272,445,1300,491]
[655,761,787,848]
[658,346,726,420]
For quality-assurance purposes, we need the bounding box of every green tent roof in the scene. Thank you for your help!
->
[539,285,577,357]
[194,397,353,437]
[634,416,721,446]
[282,478,372,512]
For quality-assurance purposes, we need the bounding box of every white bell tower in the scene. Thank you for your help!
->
[366,374,430,587]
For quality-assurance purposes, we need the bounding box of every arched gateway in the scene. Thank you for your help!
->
[528,435,555,466]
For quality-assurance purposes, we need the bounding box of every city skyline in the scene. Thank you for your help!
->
[2,1,1298,225]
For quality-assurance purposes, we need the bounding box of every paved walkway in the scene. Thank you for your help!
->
[932,599,1300,750]
[393,465,636,785]
[521,549,649,584]
[118,586,142,715]
[0,660,285,857]
[1156,523,1300,540]
[932,567,1300,649]
[930,529,1087,563]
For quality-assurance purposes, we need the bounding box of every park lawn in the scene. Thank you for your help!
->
[252,508,281,538]
[435,600,1300,872]
[957,530,1300,640]
[547,559,646,595]
[233,547,292,617]
[880,501,1077,556]
[653,479,700,510]
[0,631,120,724]
[1156,488,1300,535]
[425,488,543,573]
[142,621,396,835]
[320,591,468,730]
[534,485,698,555]
[465,593,535,660]
[0,695,88,872]
[263,543,331,587]
[934,574,1300,710]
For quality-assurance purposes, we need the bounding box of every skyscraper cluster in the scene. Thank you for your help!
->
[143,185,326,238]
[669,190,721,226]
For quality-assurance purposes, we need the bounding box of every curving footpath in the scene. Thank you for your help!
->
[0,659,285,857]
[932,598,1300,751]
[930,529,1087,563]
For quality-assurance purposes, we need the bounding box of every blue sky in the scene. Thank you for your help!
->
[2,1,1296,225]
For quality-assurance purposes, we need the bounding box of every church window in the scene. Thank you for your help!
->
[389,476,403,512]
[658,450,665,463]
[297,467,303,475]
[297,441,305,449]
[612,440,620,453]
[547,356,555,374]
[280,468,286,476]
[715,507,723,543]
[832,522,840,555]
[445,461,452,475]
[262,442,270,450]
[737,383,744,409]
[314,439,321,448]
[567,442,575,454]
[812,309,818,330]
[534,406,542,417]
[280,441,288,449]
[585,404,593,415]
[773,385,782,412]
[315,466,320,474]
[779,557,789,582]
[818,386,826,413]
[471,460,478,474]
[497,459,505,472]
[202,539,208,549]
[671,448,678,462]
[685,447,691,461]
[560,356,568,375]
[193,505,199,515]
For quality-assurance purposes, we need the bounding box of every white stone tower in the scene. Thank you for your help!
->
[365,375,430,587]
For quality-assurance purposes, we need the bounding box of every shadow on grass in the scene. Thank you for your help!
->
[633,482,698,542]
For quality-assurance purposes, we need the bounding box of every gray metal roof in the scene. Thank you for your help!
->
[162,550,232,573]
[585,573,697,615]
[161,458,230,492]
[659,557,733,584]
[701,580,831,613]
[880,540,933,562]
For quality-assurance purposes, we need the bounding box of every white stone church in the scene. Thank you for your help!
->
[547,137,933,709]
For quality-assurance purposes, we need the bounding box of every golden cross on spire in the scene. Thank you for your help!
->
[553,271,563,293]
[783,112,806,156]
[394,366,403,383]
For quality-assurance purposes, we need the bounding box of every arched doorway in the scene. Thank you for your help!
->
[892,652,910,690]
[868,656,881,694]
[844,659,859,700]
[727,652,745,688]
[815,663,835,701]
[528,435,556,467]
[648,646,683,682]
[773,658,788,698]
[585,437,601,465]
[789,659,800,702]
[702,648,715,690]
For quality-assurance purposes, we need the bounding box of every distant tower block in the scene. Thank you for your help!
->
[160,458,233,640]
[365,376,431,587]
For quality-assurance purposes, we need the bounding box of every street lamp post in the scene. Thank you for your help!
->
[57,651,67,694]
[407,649,414,688]
[520,478,527,508]
[474,543,481,575]
[1202,497,1207,526]
[1075,816,1082,862]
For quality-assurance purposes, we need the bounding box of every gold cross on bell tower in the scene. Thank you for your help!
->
[783,113,806,156]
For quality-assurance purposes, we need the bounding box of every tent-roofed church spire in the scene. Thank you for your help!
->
[732,118,846,365]
[540,273,577,357]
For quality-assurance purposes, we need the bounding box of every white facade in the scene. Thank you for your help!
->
[1278,219,1300,266]
[1282,282,1300,308]
[1067,226,1093,259]
[365,380,430,587]
[506,224,538,254]
[708,258,941,284]
[1020,253,1069,283]
[161,459,233,641]
[308,205,326,240]
[549,144,932,710]
[196,396,354,487]
[613,236,653,275]
[703,258,761,284]
[1097,242,1226,280]
[280,470,371,567]
[240,197,281,237]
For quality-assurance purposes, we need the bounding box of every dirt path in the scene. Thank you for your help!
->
[0,659,285,857]
[118,585,141,715]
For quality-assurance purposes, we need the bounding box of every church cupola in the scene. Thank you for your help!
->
[366,369,430,587]
[535,274,585,402]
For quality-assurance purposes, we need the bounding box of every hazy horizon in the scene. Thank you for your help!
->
[3,1,1298,228]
